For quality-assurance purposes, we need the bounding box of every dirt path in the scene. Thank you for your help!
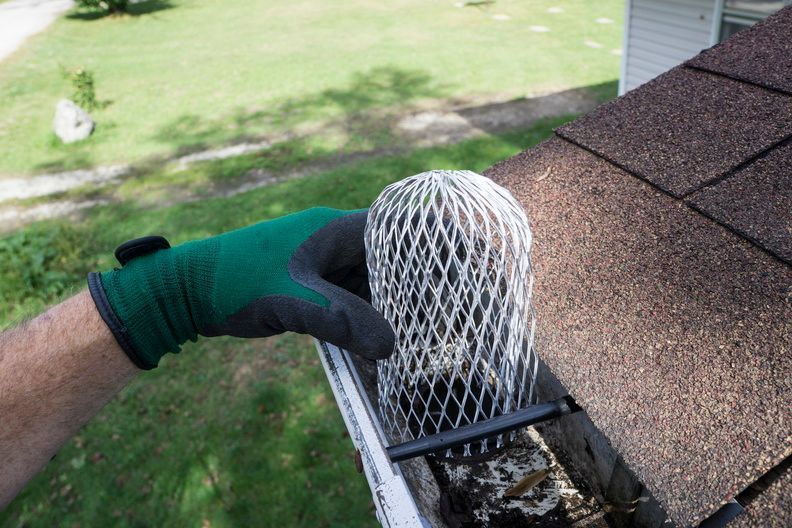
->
[0,0,73,63]
[1,86,604,232]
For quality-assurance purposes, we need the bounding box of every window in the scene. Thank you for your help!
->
[719,0,791,41]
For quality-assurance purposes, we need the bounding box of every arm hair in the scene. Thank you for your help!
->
[0,290,139,508]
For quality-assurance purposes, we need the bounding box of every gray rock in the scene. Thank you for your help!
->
[53,99,95,144]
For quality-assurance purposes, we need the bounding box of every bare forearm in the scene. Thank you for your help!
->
[0,290,139,508]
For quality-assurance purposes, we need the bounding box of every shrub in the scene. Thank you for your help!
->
[76,0,129,14]
[62,67,104,111]
[0,225,92,327]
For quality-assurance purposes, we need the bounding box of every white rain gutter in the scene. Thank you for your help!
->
[315,339,431,528]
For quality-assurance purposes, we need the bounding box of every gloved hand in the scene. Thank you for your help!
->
[87,208,394,369]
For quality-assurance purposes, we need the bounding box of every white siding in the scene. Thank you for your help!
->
[620,0,716,94]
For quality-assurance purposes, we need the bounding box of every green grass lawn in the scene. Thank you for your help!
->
[0,0,622,524]
[0,120,563,527]
[0,0,621,176]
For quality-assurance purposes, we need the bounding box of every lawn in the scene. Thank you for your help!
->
[0,120,568,527]
[0,0,623,524]
[0,0,622,176]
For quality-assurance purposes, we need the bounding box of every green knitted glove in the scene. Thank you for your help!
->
[87,208,394,369]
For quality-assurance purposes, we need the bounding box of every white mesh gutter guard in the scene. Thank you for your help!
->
[366,170,538,458]
[315,170,579,526]
[315,339,431,528]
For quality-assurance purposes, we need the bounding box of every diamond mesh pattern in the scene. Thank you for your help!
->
[366,170,537,458]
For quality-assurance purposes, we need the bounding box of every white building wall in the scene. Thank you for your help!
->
[619,0,717,94]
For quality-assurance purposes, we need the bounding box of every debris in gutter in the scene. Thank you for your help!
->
[601,496,649,514]
[536,166,553,181]
[345,348,610,527]
[354,449,364,473]
[504,467,553,498]
[429,428,609,527]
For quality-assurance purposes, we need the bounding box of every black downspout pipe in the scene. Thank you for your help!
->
[387,395,580,462]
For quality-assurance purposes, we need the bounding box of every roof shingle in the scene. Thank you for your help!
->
[555,68,792,198]
[688,140,792,264]
[484,8,792,525]
[731,465,792,528]
[485,138,792,527]
[687,6,792,95]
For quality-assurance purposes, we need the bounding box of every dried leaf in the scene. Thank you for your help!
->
[603,502,638,513]
[536,166,552,181]
[602,496,647,513]
[504,467,551,497]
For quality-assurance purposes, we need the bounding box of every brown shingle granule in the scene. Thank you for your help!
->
[731,466,791,528]
[484,137,792,527]
[688,140,792,264]
[687,6,792,95]
[555,67,792,198]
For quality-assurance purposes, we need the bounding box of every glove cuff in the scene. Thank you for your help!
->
[88,272,156,370]
[88,245,203,369]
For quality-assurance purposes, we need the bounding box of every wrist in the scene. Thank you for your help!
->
[89,242,214,369]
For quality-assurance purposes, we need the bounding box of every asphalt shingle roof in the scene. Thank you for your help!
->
[486,138,791,527]
[484,6,792,526]
[731,464,792,528]
[688,140,792,264]
[687,7,792,95]
[555,68,792,198]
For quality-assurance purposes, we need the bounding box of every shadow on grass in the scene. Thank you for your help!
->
[152,77,617,164]
[104,115,571,241]
[2,79,618,238]
[66,0,175,21]
[153,65,447,157]
[182,79,618,187]
[33,121,120,173]
[26,73,614,183]
[33,153,96,174]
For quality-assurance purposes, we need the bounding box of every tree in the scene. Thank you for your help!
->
[76,0,129,15]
